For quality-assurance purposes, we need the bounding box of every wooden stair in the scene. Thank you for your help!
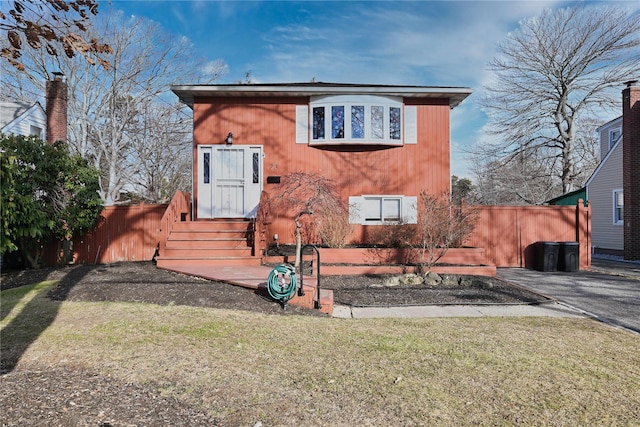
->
[156,219,262,269]
[154,192,334,315]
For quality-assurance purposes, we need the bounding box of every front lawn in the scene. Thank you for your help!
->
[1,281,639,426]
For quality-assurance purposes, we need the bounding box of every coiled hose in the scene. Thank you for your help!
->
[267,264,298,304]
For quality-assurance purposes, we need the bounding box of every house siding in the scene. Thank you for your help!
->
[192,96,451,243]
[598,117,622,161]
[589,142,624,251]
[0,104,46,139]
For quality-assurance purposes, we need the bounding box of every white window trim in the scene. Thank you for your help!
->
[29,124,43,139]
[349,195,417,225]
[613,189,624,225]
[310,95,404,145]
[609,128,621,149]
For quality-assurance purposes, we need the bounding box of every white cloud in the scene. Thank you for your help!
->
[255,2,563,87]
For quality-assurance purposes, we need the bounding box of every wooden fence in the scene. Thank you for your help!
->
[69,204,167,264]
[468,202,590,269]
[58,199,590,269]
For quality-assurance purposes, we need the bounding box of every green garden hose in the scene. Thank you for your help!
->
[267,264,298,304]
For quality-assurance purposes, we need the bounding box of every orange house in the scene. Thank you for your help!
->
[169,83,471,260]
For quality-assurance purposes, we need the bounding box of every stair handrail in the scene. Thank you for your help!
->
[253,190,270,257]
[159,191,191,256]
[299,244,322,310]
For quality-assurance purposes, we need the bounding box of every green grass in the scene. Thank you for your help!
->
[2,282,639,426]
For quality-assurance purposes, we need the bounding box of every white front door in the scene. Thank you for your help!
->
[197,145,263,219]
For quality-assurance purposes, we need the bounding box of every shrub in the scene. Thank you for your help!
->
[361,222,416,248]
[317,210,354,248]
[413,190,478,272]
[1,134,103,267]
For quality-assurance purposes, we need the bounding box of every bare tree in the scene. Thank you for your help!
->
[472,153,560,205]
[478,5,640,195]
[265,172,348,268]
[413,190,478,272]
[127,102,193,203]
[570,116,601,186]
[0,0,111,70]
[2,9,227,204]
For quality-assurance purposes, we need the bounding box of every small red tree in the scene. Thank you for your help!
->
[265,172,349,267]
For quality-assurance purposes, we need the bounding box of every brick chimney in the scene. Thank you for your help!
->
[623,80,640,260]
[45,71,68,144]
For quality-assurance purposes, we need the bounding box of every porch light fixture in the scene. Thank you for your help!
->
[226,132,233,144]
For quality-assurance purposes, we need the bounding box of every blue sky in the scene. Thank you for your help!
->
[105,0,636,178]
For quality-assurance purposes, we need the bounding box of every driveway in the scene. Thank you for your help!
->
[497,258,640,334]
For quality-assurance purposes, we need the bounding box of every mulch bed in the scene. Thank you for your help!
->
[324,274,549,306]
[1,262,549,311]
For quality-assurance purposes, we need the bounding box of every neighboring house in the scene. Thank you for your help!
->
[584,116,624,255]
[546,187,587,207]
[548,81,639,259]
[585,116,624,255]
[171,82,471,234]
[0,101,46,139]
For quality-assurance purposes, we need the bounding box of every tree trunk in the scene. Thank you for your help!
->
[294,215,303,269]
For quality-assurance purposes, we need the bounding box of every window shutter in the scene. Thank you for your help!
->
[349,196,365,224]
[402,196,418,224]
[296,105,309,144]
[404,106,417,144]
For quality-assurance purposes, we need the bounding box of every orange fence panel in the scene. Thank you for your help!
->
[468,202,590,269]
[72,204,168,264]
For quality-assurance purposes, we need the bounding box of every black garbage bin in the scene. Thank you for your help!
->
[536,241,560,272]
[558,241,580,272]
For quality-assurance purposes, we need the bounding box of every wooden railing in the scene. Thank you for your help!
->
[158,191,191,257]
[253,191,270,257]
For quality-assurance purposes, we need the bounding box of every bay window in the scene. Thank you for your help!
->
[310,95,404,145]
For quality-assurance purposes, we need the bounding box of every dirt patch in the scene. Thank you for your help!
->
[0,369,220,426]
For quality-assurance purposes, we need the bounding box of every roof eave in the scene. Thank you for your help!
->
[171,84,473,110]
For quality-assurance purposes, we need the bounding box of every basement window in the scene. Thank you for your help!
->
[349,195,417,225]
